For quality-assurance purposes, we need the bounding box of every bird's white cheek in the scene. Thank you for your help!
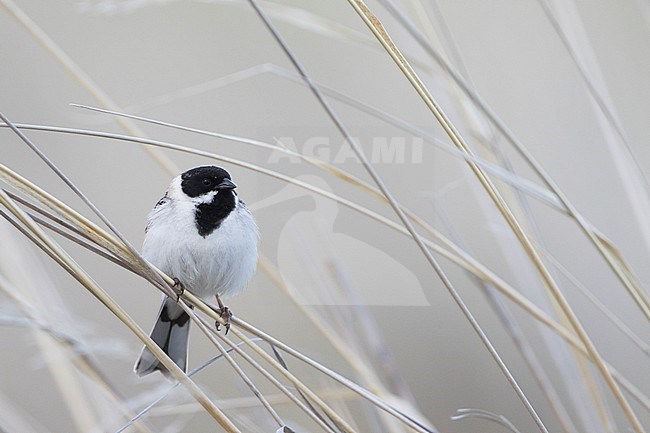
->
[191,191,218,205]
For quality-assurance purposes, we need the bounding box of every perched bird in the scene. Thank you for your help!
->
[135,166,259,377]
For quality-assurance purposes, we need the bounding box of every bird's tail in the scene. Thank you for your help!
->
[134,296,190,378]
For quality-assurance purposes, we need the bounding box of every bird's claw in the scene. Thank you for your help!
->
[172,278,184,302]
[215,306,232,334]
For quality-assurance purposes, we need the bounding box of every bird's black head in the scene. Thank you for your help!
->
[181,166,236,198]
[180,166,239,237]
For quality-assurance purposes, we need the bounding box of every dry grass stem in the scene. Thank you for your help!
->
[0,189,241,432]
[2,3,647,433]
[373,0,650,320]
[0,0,177,174]
[344,2,646,432]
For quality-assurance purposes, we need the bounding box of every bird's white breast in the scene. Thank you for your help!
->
[143,195,259,300]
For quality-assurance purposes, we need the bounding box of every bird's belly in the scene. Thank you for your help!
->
[143,207,258,301]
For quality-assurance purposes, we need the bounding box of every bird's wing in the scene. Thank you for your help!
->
[145,193,171,233]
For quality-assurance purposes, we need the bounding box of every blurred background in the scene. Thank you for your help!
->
[1,0,649,432]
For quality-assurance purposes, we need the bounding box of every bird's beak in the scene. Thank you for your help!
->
[217,178,237,190]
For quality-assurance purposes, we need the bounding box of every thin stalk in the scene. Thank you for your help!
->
[0,156,637,401]
[225,328,359,433]
[0,146,640,403]
[258,256,414,406]
[8,122,645,370]
[0,190,241,432]
[66,103,566,220]
[542,248,650,356]
[116,344,257,433]
[24,209,133,271]
[536,0,649,190]
[190,287,436,432]
[452,408,523,433]
[187,291,394,433]
[177,302,286,429]
[0,0,177,175]
[150,389,357,414]
[232,315,437,433]
[6,164,650,411]
[374,0,650,319]
[431,201,579,433]
[195,315,339,433]
[0,229,156,433]
[344,3,645,432]
[80,66,564,213]
[3,134,648,414]
[248,1,547,431]
[0,112,173,300]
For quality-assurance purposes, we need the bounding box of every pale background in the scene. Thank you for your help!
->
[1,1,649,432]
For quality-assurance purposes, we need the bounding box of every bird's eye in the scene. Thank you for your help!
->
[202,179,212,186]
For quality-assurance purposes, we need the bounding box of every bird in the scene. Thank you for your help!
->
[134,165,259,377]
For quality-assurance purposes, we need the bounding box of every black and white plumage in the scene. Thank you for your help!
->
[134,166,259,377]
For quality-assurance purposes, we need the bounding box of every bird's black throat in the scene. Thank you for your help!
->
[195,190,236,237]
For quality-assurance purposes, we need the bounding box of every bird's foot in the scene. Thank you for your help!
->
[215,294,232,334]
[215,307,232,334]
[171,278,184,302]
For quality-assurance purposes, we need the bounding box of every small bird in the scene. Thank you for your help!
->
[135,166,259,377]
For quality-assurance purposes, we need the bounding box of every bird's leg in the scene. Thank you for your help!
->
[215,293,232,334]
[171,278,185,302]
